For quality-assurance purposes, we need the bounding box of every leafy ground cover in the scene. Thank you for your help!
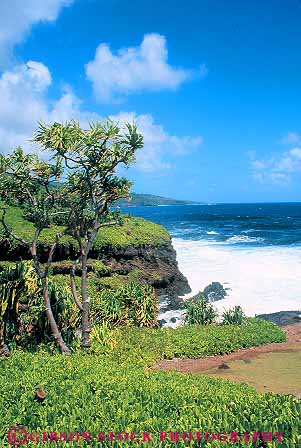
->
[113,318,286,363]
[1,319,300,448]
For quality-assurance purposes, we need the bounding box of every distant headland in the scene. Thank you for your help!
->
[115,193,204,206]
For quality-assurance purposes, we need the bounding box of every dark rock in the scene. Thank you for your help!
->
[256,310,301,327]
[0,344,10,357]
[100,243,191,308]
[158,319,167,327]
[243,358,252,364]
[218,362,230,370]
[0,227,191,308]
[170,317,177,323]
[192,282,228,303]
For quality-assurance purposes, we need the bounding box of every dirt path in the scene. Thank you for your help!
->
[154,323,301,374]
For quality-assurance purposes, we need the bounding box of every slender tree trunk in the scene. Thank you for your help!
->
[41,277,71,355]
[0,316,9,356]
[0,322,4,350]
[31,233,71,355]
[81,255,91,349]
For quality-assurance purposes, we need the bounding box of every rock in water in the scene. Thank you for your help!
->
[192,282,228,303]
[256,310,301,326]
[158,319,167,327]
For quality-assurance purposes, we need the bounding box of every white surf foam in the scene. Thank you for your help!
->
[173,239,301,316]
[226,235,264,243]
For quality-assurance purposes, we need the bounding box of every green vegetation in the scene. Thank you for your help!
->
[90,283,159,328]
[0,203,170,255]
[184,296,218,325]
[1,259,297,447]
[115,192,202,206]
[0,263,159,350]
[113,318,286,362]
[31,120,144,349]
[222,305,247,325]
[1,124,297,447]
[184,300,248,327]
[0,321,299,448]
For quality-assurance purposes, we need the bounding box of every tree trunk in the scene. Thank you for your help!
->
[81,256,91,349]
[41,277,71,355]
[0,323,4,350]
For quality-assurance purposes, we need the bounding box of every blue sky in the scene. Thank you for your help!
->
[1,0,301,203]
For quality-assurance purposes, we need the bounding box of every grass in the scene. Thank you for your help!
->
[0,204,170,257]
[0,321,299,448]
[202,351,301,396]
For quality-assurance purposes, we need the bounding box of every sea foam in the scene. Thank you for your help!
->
[173,238,301,316]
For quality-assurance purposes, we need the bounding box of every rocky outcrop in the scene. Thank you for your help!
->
[98,243,191,308]
[191,281,229,303]
[256,310,301,326]
[0,238,191,309]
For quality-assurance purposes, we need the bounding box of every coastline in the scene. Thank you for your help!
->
[172,238,301,317]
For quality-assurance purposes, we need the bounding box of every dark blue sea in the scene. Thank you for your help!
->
[120,203,301,247]
[120,203,301,317]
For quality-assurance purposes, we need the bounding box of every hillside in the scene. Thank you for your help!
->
[115,193,203,206]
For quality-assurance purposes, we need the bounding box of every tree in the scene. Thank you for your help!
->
[33,119,143,349]
[0,147,71,354]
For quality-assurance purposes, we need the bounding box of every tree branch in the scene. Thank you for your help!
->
[44,232,62,277]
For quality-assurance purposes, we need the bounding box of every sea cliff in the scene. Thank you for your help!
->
[0,204,190,306]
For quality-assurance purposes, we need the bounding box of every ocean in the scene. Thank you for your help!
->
[120,203,301,316]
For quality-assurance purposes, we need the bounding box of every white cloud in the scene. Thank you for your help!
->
[280,131,301,145]
[0,61,51,150]
[0,62,203,174]
[86,33,206,102]
[249,148,301,184]
[109,111,203,172]
[0,61,97,153]
[0,0,72,65]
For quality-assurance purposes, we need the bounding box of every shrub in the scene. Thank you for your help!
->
[184,296,218,325]
[0,261,24,347]
[1,260,160,350]
[0,263,78,349]
[222,305,247,325]
[90,321,119,353]
[90,283,159,328]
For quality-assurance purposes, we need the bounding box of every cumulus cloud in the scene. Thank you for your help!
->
[109,111,203,172]
[0,61,97,153]
[0,0,72,65]
[249,148,301,184]
[86,33,206,102]
[0,62,203,173]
